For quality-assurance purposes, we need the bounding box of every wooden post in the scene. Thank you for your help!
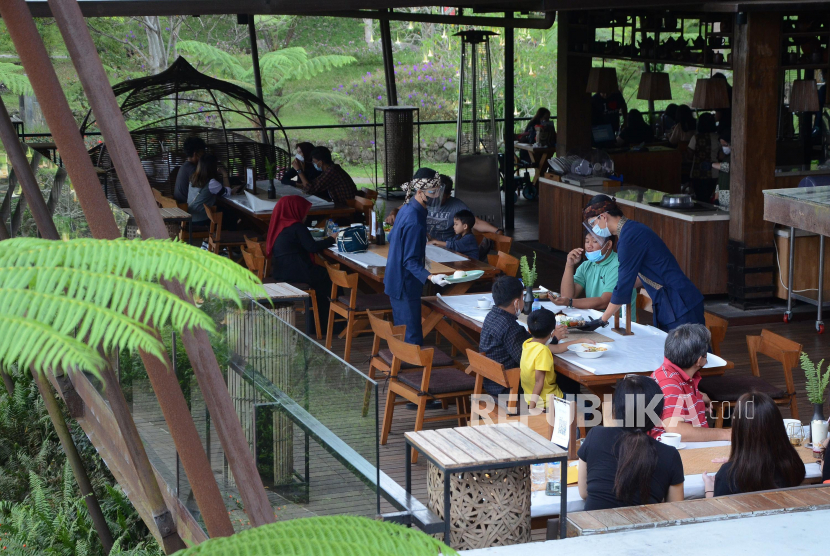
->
[728,12,781,306]
[556,12,592,156]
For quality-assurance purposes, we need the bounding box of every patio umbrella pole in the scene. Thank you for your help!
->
[0,0,236,540]
[45,0,275,528]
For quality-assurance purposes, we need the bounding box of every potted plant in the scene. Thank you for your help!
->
[374,199,386,246]
[519,252,537,315]
[802,352,829,422]
[264,156,277,199]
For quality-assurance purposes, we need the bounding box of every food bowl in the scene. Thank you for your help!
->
[660,194,694,209]
[567,343,611,359]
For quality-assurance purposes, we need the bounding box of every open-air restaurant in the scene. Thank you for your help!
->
[2,1,830,555]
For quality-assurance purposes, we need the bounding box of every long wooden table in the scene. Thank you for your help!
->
[320,244,501,347]
[421,296,729,398]
[218,187,356,232]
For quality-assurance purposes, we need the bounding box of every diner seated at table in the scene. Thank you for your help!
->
[518,107,554,145]
[616,109,655,146]
[549,231,636,315]
[174,136,206,204]
[187,154,244,226]
[294,146,358,206]
[577,375,685,511]
[281,142,321,185]
[650,324,731,443]
[521,308,590,410]
[667,104,696,146]
[688,113,720,204]
[479,276,584,399]
[266,196,336,335]
[384,169,502,239]
[702,392,806,498]
[427,209,479,260]
[660,104,678,138]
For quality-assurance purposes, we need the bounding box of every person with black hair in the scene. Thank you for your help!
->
[294,146,357,206]
[174,136,206,203]
[187,154,243,224]
[591,89,628,133]
[661,104,679,137]
[703,392,805,497]
[668,104,696,146]
[428,209,478,260]
[281,142,321,185]
[577,375,685,511]
[688,112,720,203]
[521,308,590,410]
[578,195,705,332]
[617,109,655,146]
[519,107,555,145]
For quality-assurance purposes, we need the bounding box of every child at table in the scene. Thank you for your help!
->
[428,209,479,261]
[520,308,588,410]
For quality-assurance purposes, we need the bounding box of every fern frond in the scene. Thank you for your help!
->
[0,316,105,377]
[291,54,357,81]
[0,238,265,303]
[0,266,216,333]
[802,351,829,404]
[0,71,33,96]
[176,42,246,80]
[0,289,167,364]
[172,515,457,556]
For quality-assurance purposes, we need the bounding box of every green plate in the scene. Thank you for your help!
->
[443,269,485,284]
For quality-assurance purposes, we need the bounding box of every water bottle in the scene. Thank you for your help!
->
[532,300,542,312]
[531,464,546,487]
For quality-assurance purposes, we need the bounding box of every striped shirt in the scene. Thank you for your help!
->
[649,358,708,439]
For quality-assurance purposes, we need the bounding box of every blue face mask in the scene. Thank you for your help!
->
[591,217,612,238]
[585,245,607,263]
[313,163,322,172]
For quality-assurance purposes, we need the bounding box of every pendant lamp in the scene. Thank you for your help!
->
[691,78,730,109]
[637,71,672,101]
[789,79,820,112]
[586,67,619,94]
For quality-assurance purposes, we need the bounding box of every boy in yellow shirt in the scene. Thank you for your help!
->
[521,308,589,410]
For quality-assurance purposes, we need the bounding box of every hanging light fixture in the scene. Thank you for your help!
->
[691,78,730,109]
[637,72,672,101]
[789,79,820,112]
[586,66,619,94]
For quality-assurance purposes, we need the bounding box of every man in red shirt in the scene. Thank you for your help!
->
[650,324,731,442]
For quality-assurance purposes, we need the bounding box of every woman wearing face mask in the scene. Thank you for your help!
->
[383,173,451,345]
[283,142,319,185]
[577,195,705,333]
[549,229,637,316]
[712,131,731,211]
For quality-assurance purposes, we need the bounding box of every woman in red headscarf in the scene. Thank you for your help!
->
[266,196,335,334]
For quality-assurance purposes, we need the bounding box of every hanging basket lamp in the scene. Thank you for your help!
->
[586,67,619,94]
[789,79,820,112]
[691,78,730,109]
[637,71,672,101]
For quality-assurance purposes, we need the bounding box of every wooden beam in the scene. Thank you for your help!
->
[556,12,593,156]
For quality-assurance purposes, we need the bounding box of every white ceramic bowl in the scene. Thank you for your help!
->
[567,343,611,359]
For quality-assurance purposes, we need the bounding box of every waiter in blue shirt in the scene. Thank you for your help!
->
[578,195,705,332]
[384,173,450,345]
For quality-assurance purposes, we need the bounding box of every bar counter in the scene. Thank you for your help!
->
[538,177,730,295]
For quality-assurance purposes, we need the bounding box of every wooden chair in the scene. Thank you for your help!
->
[244,236,323,340]
[704,311,729,357]
[474,231,513,255]
[204,205,260,256]
[363,311,459,417]
[700,330,802,427]
[151,187,178,209]
[466,350,521,421]
[360,188,378,200]
[381,335,476,463]
[347,196,374,226]
[487,251,520,277]
[325,263,393,363]
[635,289,653,324]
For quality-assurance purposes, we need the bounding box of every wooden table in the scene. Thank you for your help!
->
[122,206,192,242]
[405,423,569,545]
[320,244,501,347]
[421,296,729,398]
[26,141,59,165]
[514,142,557,186]
[218,187,356,232]
[252,282,313,336]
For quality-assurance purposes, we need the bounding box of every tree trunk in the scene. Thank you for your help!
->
[363,19,374,45]
[143,16,166,73]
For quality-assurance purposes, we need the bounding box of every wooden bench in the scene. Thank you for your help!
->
[564,484,830,538]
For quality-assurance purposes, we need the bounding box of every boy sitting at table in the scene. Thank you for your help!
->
[548,229,637,317]
[427,209,479,260]
[521,308,589,410]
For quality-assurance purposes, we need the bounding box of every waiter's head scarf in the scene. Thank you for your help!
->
[400,172,442,204]
[266,195,312,257]
[582,194,620,245]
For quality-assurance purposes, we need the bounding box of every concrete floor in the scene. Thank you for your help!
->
[464,508,828,555]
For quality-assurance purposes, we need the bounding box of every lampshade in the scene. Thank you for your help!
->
[790,79,820,112]
[586,67,619,95]
[637,72,672,101]
[691,78,730,109]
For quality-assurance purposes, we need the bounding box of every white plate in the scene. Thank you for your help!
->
[677,443,687,450]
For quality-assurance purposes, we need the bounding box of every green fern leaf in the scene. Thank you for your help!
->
[0,315,106,377]
[171,515,457,556]
[176,41,246,80]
